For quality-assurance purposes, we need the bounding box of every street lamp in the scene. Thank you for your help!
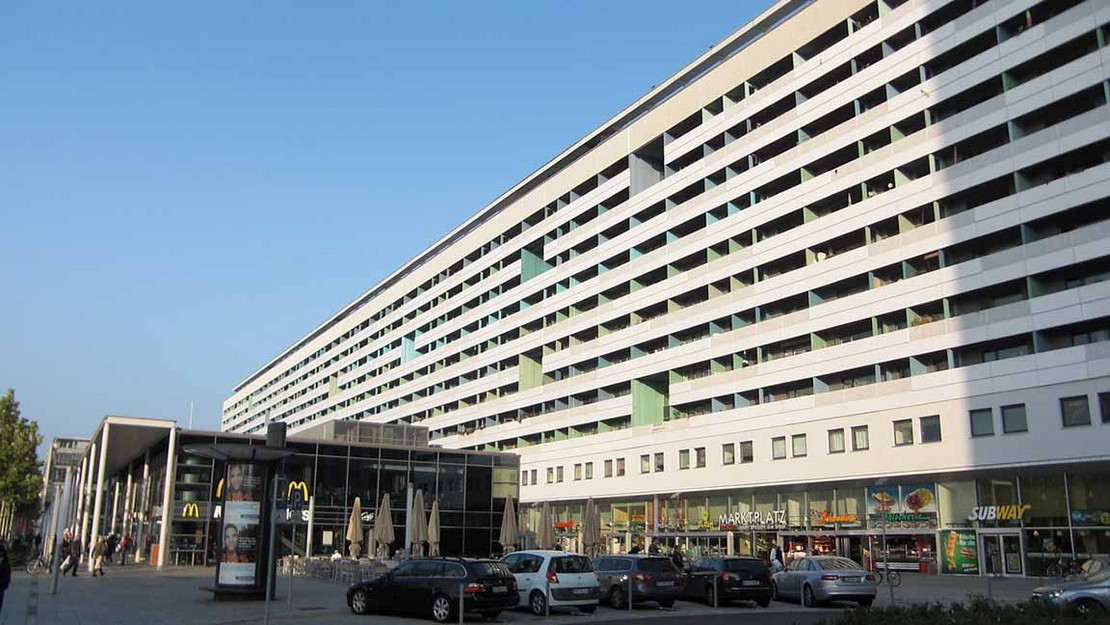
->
[874,478,894,605]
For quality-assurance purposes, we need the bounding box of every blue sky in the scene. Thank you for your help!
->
[0,1,765,453]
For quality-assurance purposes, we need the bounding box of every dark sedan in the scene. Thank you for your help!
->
[682,556,772,607]
[593,555,685,608]
[346,558,518,623]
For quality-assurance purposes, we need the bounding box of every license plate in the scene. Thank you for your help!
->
[741,580,761,586]
[573,588,592,595]
[491,586,508,593]
[655,581,674,587]
[843,577,861,583]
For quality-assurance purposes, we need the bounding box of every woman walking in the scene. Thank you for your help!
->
[91,536,107,577]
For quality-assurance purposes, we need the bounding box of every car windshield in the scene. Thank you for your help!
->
[722,559,766,573]
[552,556,593,573]
[469,562,512,578]
[815,558,862,571]
[638,558,678,573]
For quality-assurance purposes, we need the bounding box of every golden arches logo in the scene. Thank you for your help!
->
[287,481,309,502]
[215,478,225,498]
[182,502,200,518]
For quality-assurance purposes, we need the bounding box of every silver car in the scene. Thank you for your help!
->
[772,556,877,608]
[1033,569,1110,616]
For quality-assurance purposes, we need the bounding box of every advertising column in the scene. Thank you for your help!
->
[217,463,266,588]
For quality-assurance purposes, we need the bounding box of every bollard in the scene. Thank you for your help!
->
[628,574,633,613]
[546,581,551,617]
[714,572,719,608]
[459,583,465,625]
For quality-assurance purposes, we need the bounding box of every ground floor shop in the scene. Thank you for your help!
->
[521,462,1110,577]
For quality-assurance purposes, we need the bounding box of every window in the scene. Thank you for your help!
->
[556,466,564,482]
[893,419,914,446]
[722,443,736,465]
[679,449,691,470]
[792,434,807,457]
[828,429,845,454]
[546,467,554,484]
[521,471,529,486]
[654,452,665,472]
[616,458,626,476]
[920,415,942,443]
[530,469,537,484]
[585,462,593,480]
[573,464,582,481]
[772,436,787,460]
[640,454,651,474]
[852,426,869,450]
[1001,404,1027,433]
[1061,396,1091,427]
[739,441,754,463]
[1100,393,1110,424]
[970,409,994,437]
[695,447,706,468]
[604,459,613,478]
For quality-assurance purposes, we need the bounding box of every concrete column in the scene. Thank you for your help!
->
[156,428,178,570]
[79,445,96,556]
[136,449,151,563]
[110,480,121,535]
[122,468,134,544]
[88,424,110,572]
[73,457,85,536]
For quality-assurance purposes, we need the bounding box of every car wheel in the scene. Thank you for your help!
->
[579,604,597,614]
[858,598,874,608]
[610,586,627,609]
[802,585,818,608]
[756,597,771,608]
[431,594,454,623]
[1074,598,1105,616]
[530,590,548,616]
[480,610,501,620]
[349,589,371,615]
[658,598,675,609]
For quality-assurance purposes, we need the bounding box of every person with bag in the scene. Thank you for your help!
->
[91,536,106,577]
[60,530,79,577]
[0,541,12,616]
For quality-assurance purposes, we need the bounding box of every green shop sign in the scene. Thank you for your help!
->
[940,530,979,575]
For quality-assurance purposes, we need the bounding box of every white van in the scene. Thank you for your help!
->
[500,550,601,615]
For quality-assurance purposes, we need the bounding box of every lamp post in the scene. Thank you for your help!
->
[875,478,894,605]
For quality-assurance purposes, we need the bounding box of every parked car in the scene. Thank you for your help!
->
[1033,568,1110,615]
[593,554,684,608]
[500,550,600,615]
[771,556,876,608]
[682,556,772,607]
[346,557,518,623]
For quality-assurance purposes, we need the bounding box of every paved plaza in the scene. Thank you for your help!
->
[0,565,1046,625]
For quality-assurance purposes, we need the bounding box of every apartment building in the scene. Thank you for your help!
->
[225,0,1110,575]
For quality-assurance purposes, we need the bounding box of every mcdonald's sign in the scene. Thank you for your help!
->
[215,478,225,499]
[287,480,309,504]
[182,502,200,518]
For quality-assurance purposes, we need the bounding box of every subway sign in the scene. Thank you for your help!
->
[968,505,1031,521]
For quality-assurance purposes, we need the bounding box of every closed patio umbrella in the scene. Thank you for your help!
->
[410,489,429,556]
[498,498,518,555]
[346,497,364,558]
[581,498,601,558]
[372,493,394,558]
[427,500,441,556]
[537,502,556,551]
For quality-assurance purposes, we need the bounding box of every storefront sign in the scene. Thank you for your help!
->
[809,510,859,526]
[1070,509,1110,526]
[866,483,937,529]
[554,521,575,530]
[967,505,1030,521]
[718,510,787,529]
[940,529,979,575]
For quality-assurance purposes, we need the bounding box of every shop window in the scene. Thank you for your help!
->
[585,462,593,480]
[772,437,787,460]
[695,447,706,468]
[616,458,625,477]
[679,449,691,470]
[893,420,914,446]
[970,409,994,437]
[654,452,665,473]
[739,441,754,464]
[574,464,582,481]
[920,415,942,443]
[977,477,1021,528]
[1001,404,1028,434]
[1061,396,1091,427]
[640,455,650,474]
[604,460,613,478]
[1100,393,1110,424]
[722,443,736,465]
[937,480,976,528]
[1022,475,1068,527]
[791,434,807,458]
[852,426,869,451]
[828,429,845,454]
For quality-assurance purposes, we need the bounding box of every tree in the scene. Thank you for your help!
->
[0,389,44,519]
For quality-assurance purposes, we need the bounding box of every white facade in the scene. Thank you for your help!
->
[224,0,1110,512]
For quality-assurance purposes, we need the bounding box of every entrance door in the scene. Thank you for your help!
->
[1002,535,1023,575]
[982,535,1023,576]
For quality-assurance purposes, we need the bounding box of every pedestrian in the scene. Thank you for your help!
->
[118,534,130,566]
[0,542,11,617]
[670,544,684,570]
[91,536,106,577]
[648,541,660,555]
[629,542,642,554]
[61,531,80,577]
[106,534,118,565]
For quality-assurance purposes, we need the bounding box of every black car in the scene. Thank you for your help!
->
[681,556,772,607]
[346,557,518,623]
[593,555,685,608]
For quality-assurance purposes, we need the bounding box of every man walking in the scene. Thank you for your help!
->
[91,536,107,577]
[60,530,80,577]
[118,534,130,566]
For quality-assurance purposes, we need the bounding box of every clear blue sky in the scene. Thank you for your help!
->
[1,1,765,454]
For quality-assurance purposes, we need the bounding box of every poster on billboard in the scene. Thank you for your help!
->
[940,530,979,574]
[866,483,937,529]
[217,463,265,587]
